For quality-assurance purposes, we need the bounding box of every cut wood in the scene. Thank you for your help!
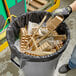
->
[27,5,37,11]
[37,30,54,44]
[24,48,56,56]
[55,45,60,50]
[29,1,42,8]
[20,15,65,56]
[36,41,52,51]
[53,35,66,40]
[34,0,47,5]
[24,51,56,56]
[25,15,47,49]
[31,37,38,48]
[46,16,64,31]
[20,28,31,51]
[20,28,27,36]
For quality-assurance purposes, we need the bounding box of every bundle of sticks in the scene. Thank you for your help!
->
[20,15,66,56]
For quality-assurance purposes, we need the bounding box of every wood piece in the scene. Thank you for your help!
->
[20,28,27,51]
[46,16,64,31]
[35,0,47,5]
[53,35,67,40]
[37,30,54,44]
[46,17,53,24]
[50,49,56,53]
[30,51,55,56]
[52,31,58,35]
[29,1,42,8]
[20,28,27,36]
[32,28,39,35]
[20,28,31,52]
[25,15,47,49]
[24,49,56,56]
[27,5,37,11]
[36,41,52,51]
[31,37,38,48]
[32,15,47,36]
[27,0,52,12]
[24,51,55,56]
[55,45,60,50]
[40,27,49,34]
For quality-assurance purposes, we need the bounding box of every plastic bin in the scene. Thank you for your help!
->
[6,11,70,76]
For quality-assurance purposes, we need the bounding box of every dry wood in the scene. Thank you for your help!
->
[46,16,64,31]
[34,0,47,5]
[25,15,47,49]
[31,37,38,48]
[46,17,53,24]
[50,49,56,53]
[52,31,58,35]
[20,28,27,36]
[31,51,55,56]
[24,51,55,56]
[20,28,27,51]
[55,45,60,50]
[24,49,56,56]
[27,0,51,12]
[36,41,52,51]
[20,16,65,56]
[37,30,54,44]
[53,35,66,40]
[32,28,39,35]
[27,5,37,11]
[20,28,31,51]
[29,1,42,8]
[32,16,47,36]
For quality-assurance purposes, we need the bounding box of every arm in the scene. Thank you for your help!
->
[70,1,76,11]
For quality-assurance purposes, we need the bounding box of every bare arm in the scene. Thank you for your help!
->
[70,1,76,12]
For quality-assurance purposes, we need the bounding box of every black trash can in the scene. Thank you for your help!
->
[6,11,70,76]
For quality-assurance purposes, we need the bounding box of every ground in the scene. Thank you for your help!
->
[0,0,76,76]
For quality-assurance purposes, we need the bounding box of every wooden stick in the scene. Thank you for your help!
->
[53,35,66,40]
[46,16,64,31]
[31,37,38,48]
[35,0,47,5]
[33,16,47,36]
[20,28,28,52]
[24,50,56,56]
[36,34,66,40]
[36,16,63,44]
[25,15,47,49]
[36,41,52,51]
[29,1,42,9]
[37,30,53,44]
[27,5,37,11]
[32,51,55,55]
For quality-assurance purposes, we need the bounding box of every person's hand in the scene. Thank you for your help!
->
[52,6,72,20]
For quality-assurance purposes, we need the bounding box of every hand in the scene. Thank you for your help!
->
[52,6,72,20]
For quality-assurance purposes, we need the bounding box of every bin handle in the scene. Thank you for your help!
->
[11,58,20,68]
